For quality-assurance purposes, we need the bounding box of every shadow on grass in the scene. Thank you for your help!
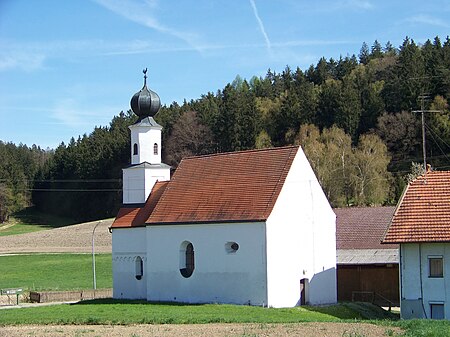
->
[72,298,206,306]
[13,207,77,229]
[305,302,400,321]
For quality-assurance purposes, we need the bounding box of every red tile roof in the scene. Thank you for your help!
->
[383,170,450,243]
[147,146,299,224]
[335,206,398,249]
[111,181,168,228]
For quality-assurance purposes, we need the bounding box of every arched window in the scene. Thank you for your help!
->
[135,256,143,280]
[133,143,138,155]
[153,143,158,155]
[180,241,194,278]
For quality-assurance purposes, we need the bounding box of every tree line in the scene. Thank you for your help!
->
[1,36,449,222]
[0,142,49,222]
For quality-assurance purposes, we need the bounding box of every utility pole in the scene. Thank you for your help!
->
[412,94,441,171]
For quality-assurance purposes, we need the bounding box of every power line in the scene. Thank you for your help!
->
[408,75,447,80]
[425,122,450,151]
[0,179,122,183]
[425,124,450,164]
[390,153,450,164]
[22,189,122,192]
[412,94,442,170]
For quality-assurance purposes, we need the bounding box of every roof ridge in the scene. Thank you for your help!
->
[334,206,395,210]
[180,145,300,161]
[411,169,450,183]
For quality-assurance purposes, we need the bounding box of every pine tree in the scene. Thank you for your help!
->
[359,42,370,65]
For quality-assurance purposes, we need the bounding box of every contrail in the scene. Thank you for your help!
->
[249,0,272,52]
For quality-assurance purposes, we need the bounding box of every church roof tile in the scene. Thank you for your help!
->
[111,146,299,228]
[111,181,168,228]
[147,146,299,224]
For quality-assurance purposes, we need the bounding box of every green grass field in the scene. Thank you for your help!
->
[0,300,383,325]
[0,300,449,336]
[0,254,112,291]
[0,207,76,237]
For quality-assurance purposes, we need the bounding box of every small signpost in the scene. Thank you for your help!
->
[1,288,23,305]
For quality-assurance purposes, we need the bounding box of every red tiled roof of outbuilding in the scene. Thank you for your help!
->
[111,181,169,228]
[383,170,450,243]
[146,146,299,224]
[335,206,398,249]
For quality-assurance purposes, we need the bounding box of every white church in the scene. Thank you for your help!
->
[110,71,337,308]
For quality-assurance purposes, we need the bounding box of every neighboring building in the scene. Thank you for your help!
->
[383,170,450,319]
[335,207,399,306]
[110,72,337,308]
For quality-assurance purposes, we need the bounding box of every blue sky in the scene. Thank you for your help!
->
[0,0,449,149]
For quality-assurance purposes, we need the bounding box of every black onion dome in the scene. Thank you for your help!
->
[130,68,161,119]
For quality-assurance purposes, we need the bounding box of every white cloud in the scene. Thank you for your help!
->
[93,0,202,51]
[341,0,374,10]
[0,39,101,72]
[0,53,45,72]
[273,39,355,48]
[51,98,115,129]
[51,98,89,128]
[404,14,449,28]
[296,0,374,13]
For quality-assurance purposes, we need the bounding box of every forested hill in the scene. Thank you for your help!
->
[1,36,449,222]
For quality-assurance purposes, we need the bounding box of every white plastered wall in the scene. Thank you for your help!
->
[265,147,336,307]
[112,227,147,299]
[130,125,162,165]
[400,243,450,319]
[122,166,169,204]
[146,222,268,305]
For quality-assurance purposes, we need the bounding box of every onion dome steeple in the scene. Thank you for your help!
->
[130,68,161,120]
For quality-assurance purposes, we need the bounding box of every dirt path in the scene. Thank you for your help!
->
[0,322,402,337]
[0,219,113,254]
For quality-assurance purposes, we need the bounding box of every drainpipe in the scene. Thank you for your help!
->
[399,245,403,308]
[418,243,427,318]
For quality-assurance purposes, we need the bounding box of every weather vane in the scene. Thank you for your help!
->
[143,68,148,86]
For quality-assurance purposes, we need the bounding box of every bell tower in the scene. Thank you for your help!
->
[122,69,170,204]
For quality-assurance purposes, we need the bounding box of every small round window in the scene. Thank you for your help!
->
[225,241,239,254]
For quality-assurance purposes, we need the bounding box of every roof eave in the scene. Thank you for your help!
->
[381,182,411,244]
[146,218,267,226]
[384,239,450,244]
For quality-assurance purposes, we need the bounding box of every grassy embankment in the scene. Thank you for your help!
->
[0,300,392,325]
[0,207,76,236]
[0,253,112,291]
[0,301,449,336]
